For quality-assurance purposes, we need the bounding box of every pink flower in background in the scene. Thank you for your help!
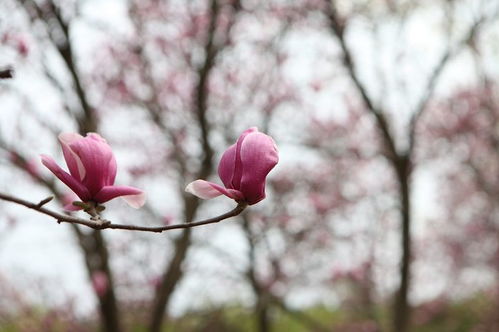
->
[91,271,109,298]
[41,133,145,210]
[186,127,278,205]
[162,214,174,226]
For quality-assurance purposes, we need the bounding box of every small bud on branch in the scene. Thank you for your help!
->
[36,196,53,208]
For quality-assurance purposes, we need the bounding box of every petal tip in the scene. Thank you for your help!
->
[123,191,146,208]
[58,132,83,144]
[40,154,52,164]
[185,180,224,200]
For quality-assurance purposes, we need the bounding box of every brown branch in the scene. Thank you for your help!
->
[149,1,234,330]
[49,2,96,132]
[193,0,220,176]
[325,4,398,161]
[242,216,272,332]
[325,5,411,332]
[16,0,96,131]
[0,192,247,232]
[0,68,14,79]
[408,18,485,153]
[14,1,117,329]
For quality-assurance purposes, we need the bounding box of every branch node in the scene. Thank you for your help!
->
[90,216,111,227]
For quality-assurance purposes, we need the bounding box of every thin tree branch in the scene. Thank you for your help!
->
[0,68,14,79]
[149,1,237,330]
[408,18,485,153]
[325,5,411,332]
[0,192,247,232]
[14,1,119,329]
[193,0,220,175]
[325,4,398,160]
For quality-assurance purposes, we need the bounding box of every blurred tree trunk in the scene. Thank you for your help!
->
[74,228,121,332]
[243,216,272,332]
[148,0,220,330]
[149,197,196,332]
[393,155,412,332]
[15,1,122,330]
[325,4,413,331]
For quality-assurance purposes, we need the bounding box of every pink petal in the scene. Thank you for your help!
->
[69,133,117,195]
[218,143,236,189]
[226,188,245,200]
[91,271,109,298]
[94,185,145,207]
[59,133,86,181]
[86,134,117,186]
[41,154,91,201]
[185,180,243,200]
[238,131,279,205]
[122,192,146,208]
[231,127,258,189]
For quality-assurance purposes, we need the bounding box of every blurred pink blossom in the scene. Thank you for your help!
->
[2,32,29,57]
[91,271,109,298]
[163,214,174,226]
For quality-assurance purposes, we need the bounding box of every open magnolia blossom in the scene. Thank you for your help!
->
[186,127,279,205]
[41,133,145,210]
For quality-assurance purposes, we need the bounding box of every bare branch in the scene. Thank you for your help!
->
[325,4,398,160]
[0,67,14,79]
[36,196,53,208]
[408,18,486,152]
[0,192,247,233]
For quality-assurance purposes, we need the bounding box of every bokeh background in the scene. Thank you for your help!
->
[1,0,499,331]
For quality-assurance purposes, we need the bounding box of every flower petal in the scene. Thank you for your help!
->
[69,133,117,195]
[122,192,146,208]
[231,127,258,189]
[40,154,91,201]
[238,131,279,205]
[59,133,86,181]
[94,185,145,207]
[218,143,236,189]
[185,179,243,200]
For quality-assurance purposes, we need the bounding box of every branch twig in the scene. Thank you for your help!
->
[0,68,13,79]
[408,17,485,152]
[325,4,398,160]
[0,192,247,232]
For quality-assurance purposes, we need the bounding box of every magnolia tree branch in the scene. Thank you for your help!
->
[325,4,398,160]
[0,68,13,79]
[0,192,247,232]
[408,17,486,152]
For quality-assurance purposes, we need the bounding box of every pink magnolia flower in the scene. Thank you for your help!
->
[186,127,278,205]
[41,133,145,210]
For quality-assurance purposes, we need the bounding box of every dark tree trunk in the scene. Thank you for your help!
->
[149,196,198,332]
[392,155,412,332]
[74,228,122,332]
